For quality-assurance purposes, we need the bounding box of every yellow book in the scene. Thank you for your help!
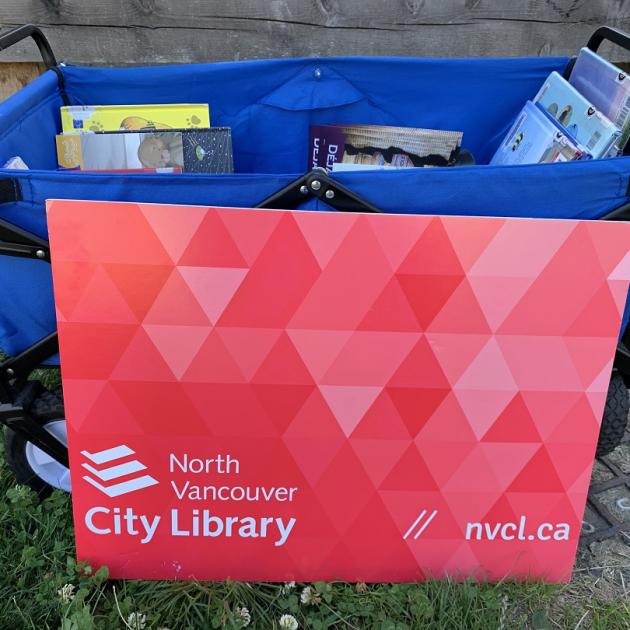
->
[60,104,210,133]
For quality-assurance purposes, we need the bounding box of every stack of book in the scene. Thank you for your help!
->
[491,48,630,165]
[56,104,233,174]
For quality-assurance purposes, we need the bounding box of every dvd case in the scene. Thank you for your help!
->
[569,48,630,148]
[490,101,585,165]
[534,71,621,158]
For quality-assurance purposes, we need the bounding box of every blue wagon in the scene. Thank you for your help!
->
[1,24,629,495]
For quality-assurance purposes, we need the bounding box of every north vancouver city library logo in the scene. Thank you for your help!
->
[81,445,158,497]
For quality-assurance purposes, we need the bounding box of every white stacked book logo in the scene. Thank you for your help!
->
[81,445,158,497]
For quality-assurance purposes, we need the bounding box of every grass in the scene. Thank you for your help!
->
[1,369,629,628]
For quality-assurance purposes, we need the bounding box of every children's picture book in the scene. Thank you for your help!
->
[569,48,630,148]
[57,127,233,174]
[490,101,586,165]
[310,124,462,172]
[534,71,621,158]
[60,104,210,133]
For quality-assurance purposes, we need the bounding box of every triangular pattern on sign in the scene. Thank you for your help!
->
[357,276,422,331]
[103,263,173,321]
[178,266,248,324]
[288,217,394,330]
[350,438,411,487]
[507,446,566,493]
[319,385,382,437]
[480,494,520,526]
[293,210,357,269]
[52,261,98,321]
[387,336,450,389]
[452,389,516,440]
[286,329,354,381]
[283,388,349,440]
[478,442,542,490]
[315,443,378,535]
[562,336,618,390]
[545,442,599,491]
[564,283,623,337]
[397,274,464,330]
[143,268,211,325]
[69,265,138,324]
[397,217,465,276]
[322,331,419,386]
[417,392,479,443]
[216,327,283,380]
[468,219,574,278]
[379,444,439,491]
[252,333,315,385]
[440,215,505,272]
[427,278,491,334]
[251,383,315,434]
[61,378,108,431]
[424,332,491,384]
[496,335,583,392]
[143,324,210,379]
[217,206,284,265]
[455,337,517,392]
[181,330,246,383]
[351,389,412,439]
[139,203,208,264]
[56,322,138,380]
[607,279,630,315]
[415,440,476,486]
[585,390,608,421]
[609,250,630,280]
[584,220,630,275]
[440,490,502,525]
[220,213,322,328]
[109,327,177,382]
[442,444,503,494]
[388,386,450,437]
[177,208,248,267]
[77,381,146,434]
[112,380,209,435]
[341,494,421,579]
[498,225,606,335]
[182,382,278,437]
[587,360,615,393]
[481,393,542,443]
[545,394,600,444]
[467,275,535,332]
[520,390,584,440]
[371,214,432,269]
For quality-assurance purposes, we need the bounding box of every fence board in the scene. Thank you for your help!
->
[0,0,628,64]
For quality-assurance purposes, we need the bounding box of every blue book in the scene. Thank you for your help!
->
[534,71,621,158]
[490,101,586,166]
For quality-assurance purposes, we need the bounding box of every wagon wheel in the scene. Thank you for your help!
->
[3,387,70,497]
[596,372,629,457]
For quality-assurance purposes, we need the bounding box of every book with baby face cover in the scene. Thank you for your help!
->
[56,128,233,174]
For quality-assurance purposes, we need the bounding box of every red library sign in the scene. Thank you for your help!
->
[47,200,630,582]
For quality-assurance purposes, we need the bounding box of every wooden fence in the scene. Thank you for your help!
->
[1,0,630,65]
